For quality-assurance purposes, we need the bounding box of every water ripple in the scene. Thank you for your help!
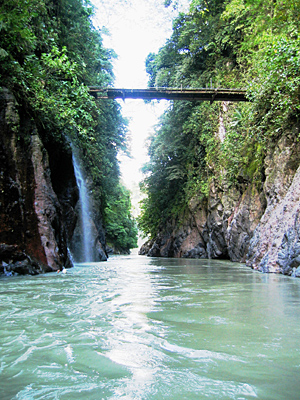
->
[0,257,300,399]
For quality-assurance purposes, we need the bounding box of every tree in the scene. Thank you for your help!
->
[139,0,300,240]
[0,0,138,251]
[105,184,138,251]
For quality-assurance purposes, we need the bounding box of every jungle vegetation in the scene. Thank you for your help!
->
[0,0,138,251]
[138,0,300,239]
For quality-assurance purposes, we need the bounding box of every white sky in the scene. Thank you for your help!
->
[92,0,189,191]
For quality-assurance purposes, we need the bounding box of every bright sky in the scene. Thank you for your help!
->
[92,0,189,193]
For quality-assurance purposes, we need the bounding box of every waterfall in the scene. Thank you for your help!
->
[72,153,93,262]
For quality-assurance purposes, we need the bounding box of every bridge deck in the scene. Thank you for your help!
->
[89,87,248,102]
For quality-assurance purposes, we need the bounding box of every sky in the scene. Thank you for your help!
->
[92,0,189,193]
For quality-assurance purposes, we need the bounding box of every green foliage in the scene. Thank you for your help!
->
[138,100,218,238]
[219,103,265,185]
[139,0,300,239]
[146,0,241,89]
[104,184,138,251]
[0,0,138,250]
[248,37,300,136]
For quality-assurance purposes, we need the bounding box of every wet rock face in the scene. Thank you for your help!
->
[0,87,109,275]
[70,209,107,263]
[247,132,300,275]
[140,107,300,275]
[0,244,42,275]
[86,195,108,262]
[30,134,69,271]
[0,88,72,275]
[45,139,79,252]
[139,207,208,259]
[224,185,266,262]
[140,183,265,263]
[44,126,108,263]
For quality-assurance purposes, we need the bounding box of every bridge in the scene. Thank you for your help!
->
[89,87,248,103]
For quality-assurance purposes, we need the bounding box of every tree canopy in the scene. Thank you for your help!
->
[139,0,300,239]
[0,0,138,252]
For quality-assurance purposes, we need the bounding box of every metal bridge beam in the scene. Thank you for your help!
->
[89,87,248,102]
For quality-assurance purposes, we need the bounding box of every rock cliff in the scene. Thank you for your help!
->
[140,103,300,277]
[0,88,107,275]
[246,132,300,276]
[0,88,70,275]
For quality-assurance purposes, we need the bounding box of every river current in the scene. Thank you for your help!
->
[1,255,300,400]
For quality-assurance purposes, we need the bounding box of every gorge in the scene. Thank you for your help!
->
[1,0,300,277]
[2,79,300,277]
[1,0,300,397]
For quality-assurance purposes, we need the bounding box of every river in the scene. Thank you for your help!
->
[1,255,300,400]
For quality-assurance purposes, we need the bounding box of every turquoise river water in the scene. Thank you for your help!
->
[1,255,300,400]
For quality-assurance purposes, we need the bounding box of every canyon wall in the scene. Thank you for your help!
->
[140,103,300,277]
[0,88,107,275]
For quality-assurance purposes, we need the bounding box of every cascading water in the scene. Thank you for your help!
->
[72,152,93,262]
